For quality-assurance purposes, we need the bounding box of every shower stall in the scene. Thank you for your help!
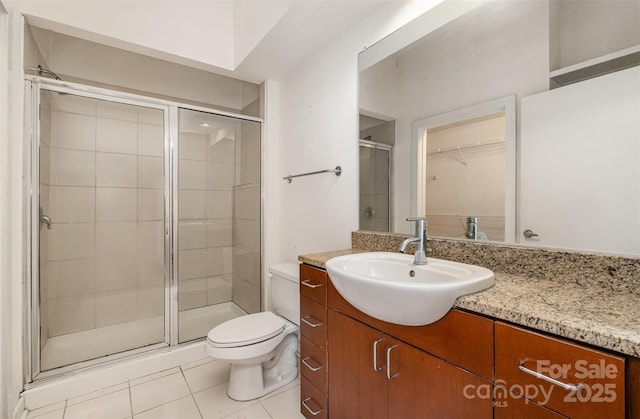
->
[25,77,262,380]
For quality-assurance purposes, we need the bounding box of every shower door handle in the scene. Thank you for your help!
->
[39,208,52,230]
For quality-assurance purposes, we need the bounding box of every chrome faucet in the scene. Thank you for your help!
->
[399,217,430,265]
[465,216,478,240]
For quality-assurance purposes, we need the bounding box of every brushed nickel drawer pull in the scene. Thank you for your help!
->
[519,360,583,391]
[301,279,323,288]
[373,338,384,372]
[302,397,322,416]
[301,315,322,328]
[302,356,322,372]
[386,345,399,380]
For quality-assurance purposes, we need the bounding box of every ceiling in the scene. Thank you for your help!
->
[23,0,393,83]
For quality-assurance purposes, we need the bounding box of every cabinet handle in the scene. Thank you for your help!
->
[301,279,323,288]
[301,315,322,328]
[302,356,322,372]
[302,397,322,416]
[373,338,384,371]
[386,345,399,380]
[519,360,583,391]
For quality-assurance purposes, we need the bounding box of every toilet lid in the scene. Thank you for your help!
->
[207,312,286,348]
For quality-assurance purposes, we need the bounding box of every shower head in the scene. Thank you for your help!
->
[26,65,62,80]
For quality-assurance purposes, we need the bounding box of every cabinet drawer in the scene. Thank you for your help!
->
[300,336,327,394]
[495,322,625,419]
[300,264,327,305]
[300,296,327,349]
[301,376,328,419]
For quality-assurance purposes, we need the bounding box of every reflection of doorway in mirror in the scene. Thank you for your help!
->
[425,113,506,241]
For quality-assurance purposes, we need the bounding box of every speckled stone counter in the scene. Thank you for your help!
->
[298,235,640,358]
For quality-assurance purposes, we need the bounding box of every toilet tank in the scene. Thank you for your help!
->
[269,263,300,325]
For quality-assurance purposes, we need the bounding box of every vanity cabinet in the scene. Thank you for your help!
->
[299,264,329,418]
[299,263,637,418]
[328,309,493,418]
[495,321,625,418]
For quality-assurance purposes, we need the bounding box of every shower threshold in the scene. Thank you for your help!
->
[40,302,246,374]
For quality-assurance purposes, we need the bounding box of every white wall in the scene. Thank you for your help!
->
[272,0,447,263]
[2,3,26,419]
[13,0,236,71]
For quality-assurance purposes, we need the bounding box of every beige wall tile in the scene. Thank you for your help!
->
[95,290,138,328]
[97,100,138,122]
[96,152,137,187]
[178,132,207,161]
[95,255,138,292]
[206,190,232,219]
[49,186,95,223]
[138,255,165,288]
[138,108,164,126]
[138,221,164,255]
[179,160,206,190]
[48,258,96,299]
[178,278,207,311]
[137,286,164,319]
[206,219,232,248]
[206,275,232,305]
[50,111,96,151]
[48,223,95,261]
[206,161,234,190]
[48,295,95,336]
[206,247,232,276]
[96,187,137,222]
[207,137,234,163]
[178,190,206,220]
[232,219,260,254]
[96,118,138,154]
[139,189,165,221]
[96,222,137,259]
[179,220,207,250]
[50,149,95,187]
[179,249,207,280]
[139,156,164,189]
[233,186,260,220]
[138,123,164,157]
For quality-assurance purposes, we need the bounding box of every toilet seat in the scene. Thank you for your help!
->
[207,312,285,348]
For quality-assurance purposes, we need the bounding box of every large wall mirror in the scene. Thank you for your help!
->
[358,0,640,256]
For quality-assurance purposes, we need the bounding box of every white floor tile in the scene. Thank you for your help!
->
[220,403,271,419]
[67,382,129,406]
[27,401,65,419]
[182,360,230,393]
[64,388,132,419]
[134,395,202,419]
[257,378,299,402]
[130,367,181,387]
[259,386,303,419]
[193,383,258,419]
[181,356,213,371]
[26,403,65,419]
[130,372,191,414]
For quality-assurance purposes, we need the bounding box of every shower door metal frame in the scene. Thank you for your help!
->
[24,76,264,384]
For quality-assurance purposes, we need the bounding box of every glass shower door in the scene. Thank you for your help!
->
[359,140,392,232]
[177,108,262,343]
[36,89,168,372]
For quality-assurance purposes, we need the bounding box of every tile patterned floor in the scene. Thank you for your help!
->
[26,357,304,419]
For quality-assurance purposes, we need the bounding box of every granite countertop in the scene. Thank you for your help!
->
[298,249,640,358]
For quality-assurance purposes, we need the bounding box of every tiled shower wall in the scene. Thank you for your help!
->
[177,115,261,316]
[177,131,234,311]
[41,93,165,340]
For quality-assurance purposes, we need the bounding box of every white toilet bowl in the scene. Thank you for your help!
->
[205,263,300,401]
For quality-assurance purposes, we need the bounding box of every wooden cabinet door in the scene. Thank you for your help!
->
[387,339,493,419]
[328,310,387,419]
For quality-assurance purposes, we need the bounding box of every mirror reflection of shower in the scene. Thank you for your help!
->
[359,114,394,232]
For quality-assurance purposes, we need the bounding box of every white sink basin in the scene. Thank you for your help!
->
[325,252,495,326]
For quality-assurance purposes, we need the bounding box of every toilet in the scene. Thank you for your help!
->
[205,263,300,401]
